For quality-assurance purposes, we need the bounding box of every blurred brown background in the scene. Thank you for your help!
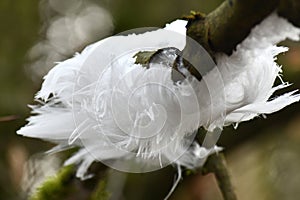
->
[0,0,299,199]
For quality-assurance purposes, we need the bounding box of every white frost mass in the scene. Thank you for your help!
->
[18,13,300,180]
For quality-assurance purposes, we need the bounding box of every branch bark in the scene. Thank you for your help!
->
[186,0,279,55]
[186,0,300,55]
[278,0,300,27]
[202,153,237,200]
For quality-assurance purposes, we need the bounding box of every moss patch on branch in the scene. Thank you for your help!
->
[90,179,110,200]
[30,165,75,200]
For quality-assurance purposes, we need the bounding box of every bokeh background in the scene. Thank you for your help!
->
[0,0,300,199]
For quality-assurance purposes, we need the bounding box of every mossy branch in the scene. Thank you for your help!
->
[30,165,75,200]
[186,0,279,55]
[186,0,300,55]
[30,164,110,200]
[90,178,110,200]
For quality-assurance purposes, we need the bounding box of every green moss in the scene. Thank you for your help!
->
[90,179,110,200]
[182,11,206,21]
[30,165,74,200]
[184,169,197,176]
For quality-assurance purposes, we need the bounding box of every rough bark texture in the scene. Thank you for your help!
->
[186,0,300,55]
[186,0,279,55]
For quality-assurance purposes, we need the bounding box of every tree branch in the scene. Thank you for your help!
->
[202,153,237,200]
[186,0,279,55]
[30,1,300,199]
[278,0,300,27]
[30,163,110,200]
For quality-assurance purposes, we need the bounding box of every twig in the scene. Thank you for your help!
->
[0,115,19,122]
[202,153,237,200]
